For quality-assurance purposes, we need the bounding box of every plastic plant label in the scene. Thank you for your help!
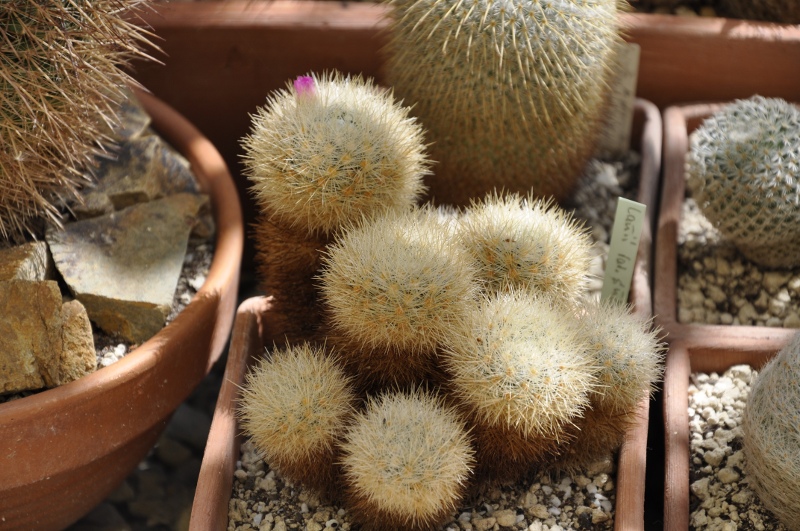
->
[601,197,646,304]
[596,42,641,158]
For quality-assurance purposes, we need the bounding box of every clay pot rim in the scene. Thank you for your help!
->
[0,88,244,415]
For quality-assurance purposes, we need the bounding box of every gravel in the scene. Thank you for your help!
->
[678,197,800,329]
[226,151,643,531]
[688,365,786,530]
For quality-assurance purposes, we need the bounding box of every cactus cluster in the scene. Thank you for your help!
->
[1,0,153,240]
[721,0,800,23]
[240,69,663,528]
[742,332,800,528]
[687,96,800,269]
[383,0,626,205]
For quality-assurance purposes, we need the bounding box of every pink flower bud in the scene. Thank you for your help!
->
[294,75,316,98]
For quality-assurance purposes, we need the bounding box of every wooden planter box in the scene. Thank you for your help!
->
[131,1,800,281]
[656,102,798,530]
[187,99,663,530]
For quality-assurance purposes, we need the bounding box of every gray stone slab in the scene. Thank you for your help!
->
[47,193,209,343]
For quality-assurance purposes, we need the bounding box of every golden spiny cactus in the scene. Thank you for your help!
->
[238,342,358,497]
[340,389,475,530]
[1,0,154,239]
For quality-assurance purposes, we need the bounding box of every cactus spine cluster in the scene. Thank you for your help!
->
[721,0,800,23]
[339,390,475,530]
[1,0,153,240]
[457,192,593,300]
[383,0,625,205]
[687,96,800,269]
[742,332,800,528]
[238,342,358,496]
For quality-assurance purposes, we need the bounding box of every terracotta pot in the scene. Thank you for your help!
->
[188,99,662,531]
[129,1,800,282]
[655,102,796,530]
[0,89,243,531]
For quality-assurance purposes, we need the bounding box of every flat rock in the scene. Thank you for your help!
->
[0,241,54,281]
[106,88,152,142]
[75,133,200,218]
[47,193,209,343]
[0,281,62,393]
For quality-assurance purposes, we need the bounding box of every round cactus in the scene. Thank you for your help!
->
[384,0,625,205]
[457,192,593,302]
[687,96,800,268]
[238,342,358,497]
[340,389,475,530]
[742,332,800,528]
[721,0,800,23]
[0,0,153,240]
[242,71,430,237]
[319,206,477,380]
[554,298,664,471]
[441,290,597,480]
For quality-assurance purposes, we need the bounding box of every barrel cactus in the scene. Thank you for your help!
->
[686,96,800,269]
[242,71,430,238]
[721,0,800,23]
[1,0,153,240]
[383,0,626,205]
[457,192,593,302]
[742,332,800,528]
[441,290,597,480]
[238,342,358,497]
[339,389,475,530]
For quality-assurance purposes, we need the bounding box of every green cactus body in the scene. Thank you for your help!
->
[340,389,475,530]
[442,290,597,480]
[742,332,800,528]
[555,299,664,471]
[1,0,152,239]
[384,0,625,206]
[242,72,430,238]
[687,96,800,269]
[721,0,800,23]
[238,343,358,497]
[457,192,593,302]
[319,206,477,381]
